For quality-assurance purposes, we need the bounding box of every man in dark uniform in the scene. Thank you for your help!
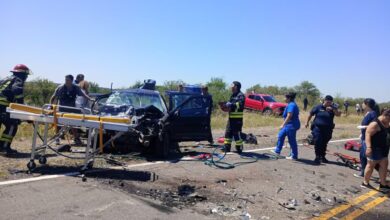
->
[344,100,350,115]
[223,81,245,153]
[201,85,214,144]
[303,97,309,111]
[0,64,30,156]
[305,95,341,164]
[50,75,92,145]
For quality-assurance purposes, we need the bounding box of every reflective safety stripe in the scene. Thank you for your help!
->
[1,134,14,139]
[229,115,243,119]
[224,138,232,144]
[235,102,240,111]
[0,137,12,143]
[0,81,12,91]
[235,140,244,146]
[0,100,10,106]
[229,112,243,118]
[14,94,24,99]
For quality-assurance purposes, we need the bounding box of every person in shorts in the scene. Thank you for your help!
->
[361,109,390,192]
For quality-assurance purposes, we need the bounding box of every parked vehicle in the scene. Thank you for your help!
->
[91,81,212,158]
[244,93,287,116]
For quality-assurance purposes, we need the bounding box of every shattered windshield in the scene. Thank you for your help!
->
[106,91,167,112]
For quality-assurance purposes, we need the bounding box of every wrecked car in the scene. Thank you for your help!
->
[91,81,213,158]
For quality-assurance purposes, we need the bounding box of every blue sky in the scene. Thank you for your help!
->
[1,0,389,102]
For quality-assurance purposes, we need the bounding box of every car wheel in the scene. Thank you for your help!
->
[263,108,273,116]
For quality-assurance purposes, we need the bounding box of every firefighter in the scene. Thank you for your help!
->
[223,81,245,153]
[0,64,30,155]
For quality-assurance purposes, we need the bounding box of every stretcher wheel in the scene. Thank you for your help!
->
[39,156,47,165]
[27,161,36,171]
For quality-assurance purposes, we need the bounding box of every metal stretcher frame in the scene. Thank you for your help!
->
[6,103,133,173]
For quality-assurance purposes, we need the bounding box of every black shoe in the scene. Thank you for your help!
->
[6,148,18,156]
[314,158,321,165]
[0,147,7,155]
[224,145,231,153]
[57,144,71,152]
[379,184,390,193]
[73,138,83,146]
[235,146,243,154]
[361,182,373,189]
[321,157,329,163]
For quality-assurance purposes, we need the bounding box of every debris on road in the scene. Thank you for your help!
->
[279,199,298,210]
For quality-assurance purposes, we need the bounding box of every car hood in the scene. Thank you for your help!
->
[269,102,287,108]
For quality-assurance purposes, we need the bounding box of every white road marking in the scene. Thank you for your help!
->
[0,172,79,186]
[0,137,359,187]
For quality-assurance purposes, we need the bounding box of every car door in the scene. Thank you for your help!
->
[246,95,256,110]
[167,92,212,142]
[255,96,264,110]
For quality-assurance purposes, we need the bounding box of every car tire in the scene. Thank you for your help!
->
[263,108,273,116]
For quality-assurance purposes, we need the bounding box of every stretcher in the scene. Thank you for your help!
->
[6,103,133,173]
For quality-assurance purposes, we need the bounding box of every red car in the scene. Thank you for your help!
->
[245,93,287,115]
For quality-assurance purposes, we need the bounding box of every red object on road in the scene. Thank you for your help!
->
[244,93,287,115]
[191,153,212,160]
[334,152,361,171]
[217,137,225,144]
[344,140,362,152]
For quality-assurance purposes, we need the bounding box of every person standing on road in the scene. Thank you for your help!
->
[361,109,390,191]
[354,98,380,178]
[305,95,341,164]
[223,81,245,153]
[75,74,90,110]
[272,92,300,160]
[201,85,214,144]
[303,97,309,112]
[50,75,93,146]
[0,64,30,156]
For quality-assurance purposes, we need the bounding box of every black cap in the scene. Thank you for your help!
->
[324,95,333,101]
[232,81,241,90]
[285,92,297,100]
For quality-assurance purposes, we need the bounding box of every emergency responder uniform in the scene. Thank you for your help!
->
[0,64,30,155]
[309,96,337,164]
[224,81,245,153]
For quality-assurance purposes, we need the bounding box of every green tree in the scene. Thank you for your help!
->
[89,82,111,94]
[206,77,230,110]
[24,78,57,106]
[163,80,185,91]
[129,80,143,89]
[294,81,320,103]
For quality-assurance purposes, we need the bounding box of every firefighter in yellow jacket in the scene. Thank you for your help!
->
[0,64,30,156]
[223,81,245,153]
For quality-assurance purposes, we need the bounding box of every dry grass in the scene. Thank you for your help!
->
[211,110,362,130]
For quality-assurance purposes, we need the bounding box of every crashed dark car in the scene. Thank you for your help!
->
[91,82,213,158]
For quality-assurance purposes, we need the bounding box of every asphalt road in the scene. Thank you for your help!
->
[1,139,390,220]
[0,177,210,220]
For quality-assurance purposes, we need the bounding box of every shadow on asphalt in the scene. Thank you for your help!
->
[3,152,59,159]
[296,158,347,167]
[31,166,158,182]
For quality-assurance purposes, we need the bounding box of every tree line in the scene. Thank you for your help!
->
[23,77,380,111]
